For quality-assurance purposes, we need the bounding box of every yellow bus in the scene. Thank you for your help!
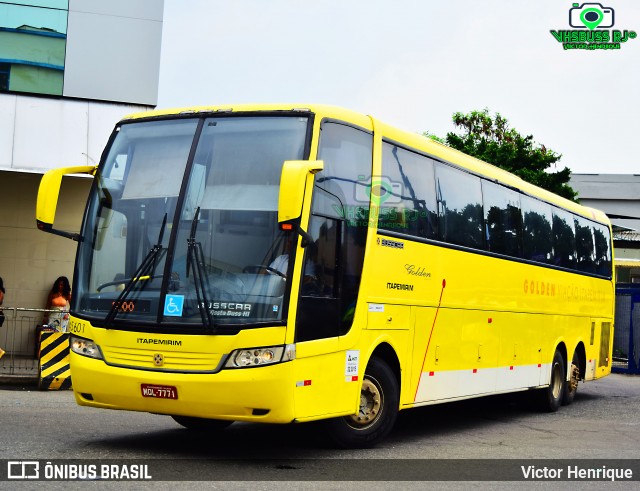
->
[36,104,614,448]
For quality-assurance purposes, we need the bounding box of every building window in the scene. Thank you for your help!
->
[0,1,68,95]
[0,62,9,90]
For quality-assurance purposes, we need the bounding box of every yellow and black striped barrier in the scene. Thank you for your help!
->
[38,331,72,390]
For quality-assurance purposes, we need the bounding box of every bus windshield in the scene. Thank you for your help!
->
[75,115,310,331]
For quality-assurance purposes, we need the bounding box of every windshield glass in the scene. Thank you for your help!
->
[75,115,309,330]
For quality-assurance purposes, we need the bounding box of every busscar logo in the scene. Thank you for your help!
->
[550,3,637,50]
[378,238,405,249]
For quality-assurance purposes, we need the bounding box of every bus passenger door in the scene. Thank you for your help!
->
[293,214,363,419]
[292,120,373,420]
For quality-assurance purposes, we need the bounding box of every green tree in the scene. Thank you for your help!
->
[426,109,577,201]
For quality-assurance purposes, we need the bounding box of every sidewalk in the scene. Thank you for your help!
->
[0,353,38,385]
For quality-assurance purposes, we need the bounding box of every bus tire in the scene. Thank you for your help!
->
[535,349,565,412]
[171,415,233,432]
[562,351,580,406]
[324,357,399,449]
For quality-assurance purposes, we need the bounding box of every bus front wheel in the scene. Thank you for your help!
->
[535,349,565,412]
[171,415,233,432]
[324,357,399,448]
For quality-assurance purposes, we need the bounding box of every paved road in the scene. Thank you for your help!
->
[0,373,638,489]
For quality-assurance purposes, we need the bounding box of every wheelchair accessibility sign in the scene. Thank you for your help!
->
[163,295,184,316]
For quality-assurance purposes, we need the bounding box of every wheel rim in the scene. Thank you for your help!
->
[551,361,563,399]
[346,376,383,429]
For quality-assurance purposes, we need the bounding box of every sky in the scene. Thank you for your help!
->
[157,0,640,175]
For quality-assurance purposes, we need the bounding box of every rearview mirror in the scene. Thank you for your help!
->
[36,165,96,240]
[278,160,324,223]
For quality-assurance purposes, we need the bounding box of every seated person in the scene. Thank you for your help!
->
[44,276,71,331]
[268,235,318,293]
[269,252,316,280]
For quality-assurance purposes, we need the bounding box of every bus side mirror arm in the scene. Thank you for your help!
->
[36,165,97,241]
[36,221,82,242]
[278,160,324,247]
[297,226,314,248]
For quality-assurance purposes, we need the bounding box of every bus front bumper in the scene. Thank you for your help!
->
[70,352,296,423]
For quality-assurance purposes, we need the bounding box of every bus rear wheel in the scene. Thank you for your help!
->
[171,415,233,432]
[535,349,565,412]
[324,357,399,448]
[562,351,580,406]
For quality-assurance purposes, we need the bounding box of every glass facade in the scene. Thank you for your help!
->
[0,0,68,95]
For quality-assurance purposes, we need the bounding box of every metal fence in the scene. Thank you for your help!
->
[613,287,640,374]
[0,307,50,378]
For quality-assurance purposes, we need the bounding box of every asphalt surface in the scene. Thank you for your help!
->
[0,373,638,489]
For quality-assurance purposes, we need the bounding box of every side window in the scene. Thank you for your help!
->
[482,181,522,257]
[593,223,612,277]
[313,122,372,220]
[303,215,339,298]
[379,142,438,239]
[552,209,576,269]
[435,164,484,249]
[296,122,372,342]
[522,196,553,264]
[575,217,596,274]
[295,214,342,342]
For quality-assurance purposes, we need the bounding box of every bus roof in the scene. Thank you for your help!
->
[121,103,373,129]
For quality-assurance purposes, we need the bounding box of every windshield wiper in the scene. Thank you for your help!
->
[187,207,215,332]
[104,213,168,327]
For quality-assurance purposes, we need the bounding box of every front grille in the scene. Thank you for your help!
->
[102,346,223,373]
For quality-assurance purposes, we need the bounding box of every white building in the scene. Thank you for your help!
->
[0,0,163,308]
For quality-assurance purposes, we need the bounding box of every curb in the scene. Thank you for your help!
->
[0,375,38,386]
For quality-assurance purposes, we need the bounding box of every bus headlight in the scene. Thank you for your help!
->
[224,344,296,368]
[70,335,104,360]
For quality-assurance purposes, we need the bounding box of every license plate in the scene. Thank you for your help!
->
[141,384,177,400]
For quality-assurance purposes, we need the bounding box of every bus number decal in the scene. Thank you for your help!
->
[68,319,85,335]
[345,350,360,382]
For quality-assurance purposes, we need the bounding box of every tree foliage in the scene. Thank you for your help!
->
[427,109,577,201]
